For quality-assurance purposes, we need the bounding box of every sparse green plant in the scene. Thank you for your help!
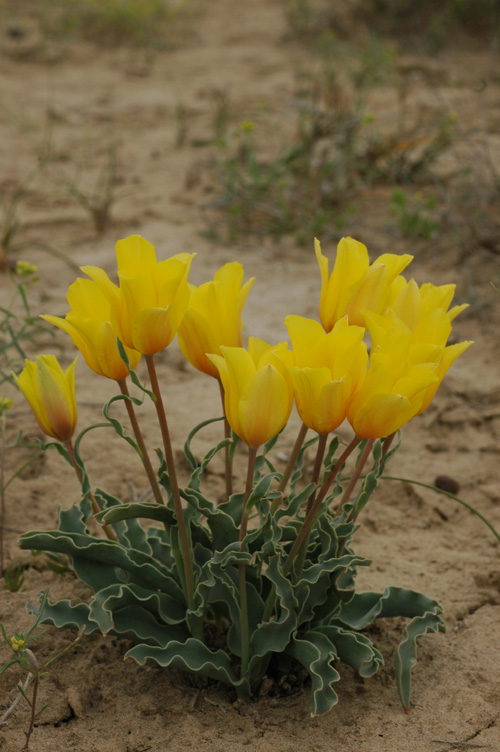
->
[0,589,85,750]
[0,262,54,385]
[40,0,197,48]
[390,188,440,239]
[61,144,120,234]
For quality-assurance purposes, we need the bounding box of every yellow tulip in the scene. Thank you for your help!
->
[41,278,141,381]
[365,278,473,417]
[13,355,78,441]
[82,235,195,356]
[207,338,294,449]
[347,326,440,439]
[285,315,367,435]
[315,236,413,330]
[178,262,255,378]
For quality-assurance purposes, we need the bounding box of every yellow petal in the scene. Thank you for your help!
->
[115,235,157,277]
[238,364,292,448]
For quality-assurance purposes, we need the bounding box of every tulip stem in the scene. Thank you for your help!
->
[66,440,117,542]
[0,411,7,574]
[145,355,196,611]
[284,436,360,576]
[294,432,328,580]
[218,379,233,501]
[116,379,165,508]
[271,422,308,514]
[337,438,375,514]
[238,446,257,684]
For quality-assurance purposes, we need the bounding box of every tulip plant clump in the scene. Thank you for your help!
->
[15,235,471,715]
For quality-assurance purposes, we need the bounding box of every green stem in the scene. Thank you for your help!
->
[218,378,233,501]
[294,432,328,579]
[238,446,257,683]
[66,439,117,542]
[0,414,6,574]
[145,355,195,611]
[338,438,375,517]
[382,475,500,545]
[284,436,360,576]
[270,422,308,514]
[116,379,165,507]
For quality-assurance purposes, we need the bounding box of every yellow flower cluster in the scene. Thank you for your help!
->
[14,234,471,449]
[10,635,25,652]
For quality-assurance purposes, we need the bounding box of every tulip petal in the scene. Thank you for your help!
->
[239,365,292,448]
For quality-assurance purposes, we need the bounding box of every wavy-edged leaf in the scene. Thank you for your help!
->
[316,625,383,678]
[97,501,176,530]
[19,530,183,597]
[285,629,340,715]
[126,638,247,694]
[395,606,445,711]
[26,596,99,634]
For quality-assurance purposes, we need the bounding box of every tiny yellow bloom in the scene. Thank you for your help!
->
[178,262,255,378]
[82,235,195,356]
[315,236,413,330]
[15,260,37,277]
[13,355,78,442]
[0,397,13,416]
[208,338,294,449]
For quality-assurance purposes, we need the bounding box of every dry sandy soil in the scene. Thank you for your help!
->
[0,2,499,751]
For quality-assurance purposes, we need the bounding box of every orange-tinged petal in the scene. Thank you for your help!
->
[14,355,78,441]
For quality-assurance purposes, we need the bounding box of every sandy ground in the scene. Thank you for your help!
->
[0,2,499,750]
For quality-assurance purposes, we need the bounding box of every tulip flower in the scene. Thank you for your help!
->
[41,278,141,381]
[365,278,473,417]
[178,262,255,378]
[13,355,78,441]
[347,326,440,439]
[208,338,294,449]
[285,315,367,435]
[315,236,413,330]
[82,235,195,356]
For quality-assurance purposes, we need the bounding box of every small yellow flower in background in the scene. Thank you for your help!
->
[13,355,78,442]
[178,262,255,378]
[82,235,195,356]
[315,236,413,330]
[10,636,25,652]
[208,338,294,449]
[285,315,367,435]
[0,397,13,417]
[15,260,37,277]
[42,278,141,381]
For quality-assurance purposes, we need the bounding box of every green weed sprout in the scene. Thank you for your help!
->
[0,589,85,750]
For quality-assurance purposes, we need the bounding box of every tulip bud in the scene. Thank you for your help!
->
[13,355,78,442]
